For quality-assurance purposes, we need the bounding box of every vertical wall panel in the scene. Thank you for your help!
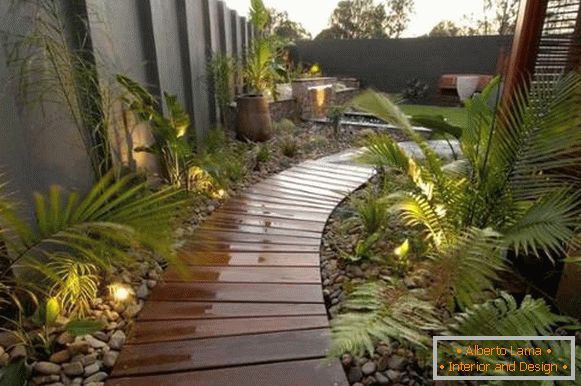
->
[184,0,212,138]
[203,0,222,124]
[218,1,232,56]
[149,0,192,116]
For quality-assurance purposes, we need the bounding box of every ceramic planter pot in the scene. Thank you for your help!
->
[456,75,481,102]
[235,95,273,142]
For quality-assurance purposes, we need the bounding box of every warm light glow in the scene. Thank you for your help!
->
[109,283,132,302]
[315,88,326,108]
[215,189,226,199]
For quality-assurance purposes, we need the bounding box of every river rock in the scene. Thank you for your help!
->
[361,361,377,375]
[386,369,402,382]
[83,371,107,384]
[63,362,84,376]
[34,361,61,375]
[387,354,408,370]
[83,335,107,349]
[375,372,390,385]
[348,366,363,383]
[108,330,126,350]
[136,283,149,299]
[31,375,60,385]
[84,361,100,376]
[49,349,70,364]
[103,350,119,367]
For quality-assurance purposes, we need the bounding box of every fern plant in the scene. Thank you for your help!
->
[330,279,441,357]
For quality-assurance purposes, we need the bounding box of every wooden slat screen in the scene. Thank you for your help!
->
[533,0,581,79]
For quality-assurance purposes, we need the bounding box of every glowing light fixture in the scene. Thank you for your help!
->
[109,283,132,303]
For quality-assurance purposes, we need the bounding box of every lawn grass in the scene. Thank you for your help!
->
[399,104,468,128]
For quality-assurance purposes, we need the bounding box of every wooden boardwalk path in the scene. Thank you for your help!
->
[106,158,374,386]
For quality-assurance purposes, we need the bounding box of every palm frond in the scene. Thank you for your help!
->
[429,227,507,309]
[502,189,580,260]
[1,171,184,283]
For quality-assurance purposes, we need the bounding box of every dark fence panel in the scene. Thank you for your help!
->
[296,36,513,97]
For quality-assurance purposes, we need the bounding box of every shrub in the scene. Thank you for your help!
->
[280,136,299,158]
[274,119,297,135]
[401,78,429,103]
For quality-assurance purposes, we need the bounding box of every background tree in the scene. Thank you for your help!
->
[320,0,389,39]
[385,0,415,38]
[485,0,520,35]
[429,20,461,37]
[266,8,312,41]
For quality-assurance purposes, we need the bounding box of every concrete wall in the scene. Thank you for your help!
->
[0,0,93,212]
[0,0,253,206]
[296,36,513,98]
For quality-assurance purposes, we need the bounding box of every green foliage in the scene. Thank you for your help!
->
[265,8,311,41]
[280,136,299,158]
[64,319,105,337]
[250,0,269,31]
[274,119,297,135]
[328,105,346,137]
[117,75,192,187]
[0,171,183,291]
[331,74,581,362]
[0,358,28,386]
[47,259,99,318]
[189,129,249,193]
[256,143,271,164]
[330,280,441,357]
[343,190,390,236]
[208,54,237,127]
[244,39,277,95]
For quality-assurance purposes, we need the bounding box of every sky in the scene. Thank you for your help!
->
[225,0,487,38]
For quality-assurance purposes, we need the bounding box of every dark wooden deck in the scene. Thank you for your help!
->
[106,158,374,386]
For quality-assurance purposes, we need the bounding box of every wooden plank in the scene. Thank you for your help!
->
[138,301,327,321]
[304,160,374,174]
[128,316,330,343]
[279,168,367,185]
[149,282,325,303]
[226,198,331,213]
[111,329,332,377]
[190,231,322,245]
[280,170,366,187]
[218,207,329,222]
[247,184,342,203]
[284,167,369,183]
[271,173,359,190]
[235,193,336,209]
[177,251,321,267]
[179,241,319,253]
[298,162,373,178]
[255,180,345,200]
[201,221,323,238]
[164,266,322,284]
[107,359,348,386]
[205,214,327,233]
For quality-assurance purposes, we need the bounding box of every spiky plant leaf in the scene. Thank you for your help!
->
[330,281,441,357]
[65,319,105,337]
[429,228,506,309]
[0,171,183,288]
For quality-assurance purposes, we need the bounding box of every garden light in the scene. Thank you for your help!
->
[109,283,132,303]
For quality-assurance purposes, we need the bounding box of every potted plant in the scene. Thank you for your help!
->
[236,0,275,142]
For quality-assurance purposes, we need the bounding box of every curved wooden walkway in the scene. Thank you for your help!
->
[106,158,374,386]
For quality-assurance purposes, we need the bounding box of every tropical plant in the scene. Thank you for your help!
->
[330,279,441,357]
[47,259,99,318]
[330,73,581,365]
[401,78,429,103]
[208,54,237,127]
[117,75,192,187]
[244,39,277,96]
[0,171,182,292]
[274,119,297,135]
[355,74,581,264]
